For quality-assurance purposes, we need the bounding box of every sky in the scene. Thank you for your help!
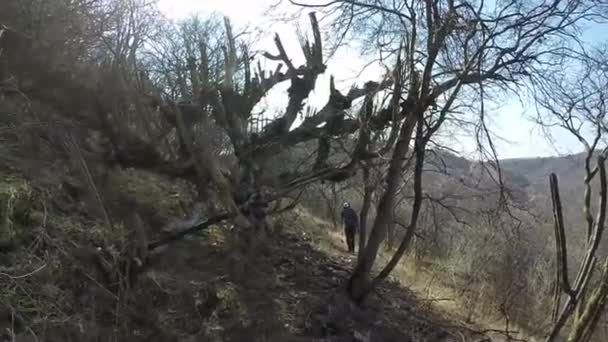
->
[157,0,605,160]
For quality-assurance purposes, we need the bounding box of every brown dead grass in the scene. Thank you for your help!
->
[288,206,538,342]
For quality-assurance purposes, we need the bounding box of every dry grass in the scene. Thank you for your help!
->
[395,260,538,341]
[286,206,539,342]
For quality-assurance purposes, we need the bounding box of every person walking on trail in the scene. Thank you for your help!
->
[341,202,358,253]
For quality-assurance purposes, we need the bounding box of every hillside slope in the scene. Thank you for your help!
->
[1,169,503,342]
[1,145,596,342]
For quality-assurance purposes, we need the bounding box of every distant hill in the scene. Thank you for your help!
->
[430,150,590,202]
[270,138,594,227]
[420,150,595,231]
[501,152,587,197]
[500,152,594,226]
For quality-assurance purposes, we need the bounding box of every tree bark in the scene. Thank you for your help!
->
[347,112,418,302]
[367,113,426,291]
[567,259,608,342]
[358,163,373,261]
[546,156,608,341]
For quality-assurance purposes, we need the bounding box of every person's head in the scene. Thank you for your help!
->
[343,202,350,208]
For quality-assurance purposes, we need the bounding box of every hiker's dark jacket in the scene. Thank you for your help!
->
[341,207,359,227]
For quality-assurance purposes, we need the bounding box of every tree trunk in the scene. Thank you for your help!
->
[347,113,418,302]
[547,156,607,341]
[358,164,373,261]
[367,118,426,291]
[567,260,608,342]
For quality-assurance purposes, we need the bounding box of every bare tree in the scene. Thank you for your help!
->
[534,48,608,342]
[0,0,403,248]
[290,0,605,302]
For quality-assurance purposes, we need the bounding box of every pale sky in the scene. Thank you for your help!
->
[157,0,602,160]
